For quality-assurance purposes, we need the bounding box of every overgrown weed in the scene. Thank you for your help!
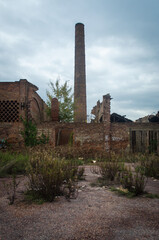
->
[26,149,83,202]
[0,151,28,177]
[90,152,159,197]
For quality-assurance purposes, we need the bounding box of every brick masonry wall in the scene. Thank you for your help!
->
[111,122,159,153]
[0,80,50,124]
[0,80,50,145]
[0,122,24,147]
[111,123,130,152]
[0,82,20,100]
[73,123,104,150]
[37,122,106,150]
[1,119,159,153]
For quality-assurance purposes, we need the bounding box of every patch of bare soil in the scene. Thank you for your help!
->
[0,166,159,240]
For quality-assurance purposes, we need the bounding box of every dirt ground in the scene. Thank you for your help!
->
[0,166,159,240]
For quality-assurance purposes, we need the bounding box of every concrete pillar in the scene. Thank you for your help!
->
[74,23,87,122]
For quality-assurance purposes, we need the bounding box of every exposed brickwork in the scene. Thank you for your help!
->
[73,123,104,150]
[91,94,111,123]
[0,79,49,124]
[51,98,59,121]
[0,79,50,145]
[74,23,87,122]
[1,114,159,154]
[111,122,159,154]
[37,122,105,151]
[0,122,24,147]
[111,123,130,153]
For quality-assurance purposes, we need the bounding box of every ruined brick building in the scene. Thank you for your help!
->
[0,23,159,154]
[0,79,49,124]
[0,79,50,144]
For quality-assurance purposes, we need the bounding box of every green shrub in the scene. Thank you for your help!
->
[77,166,85,180]
[119,165,147,195]
[140,155,159,179]
[110,187,136,198]
[144,193,159,199]
[37,133,49,145]
[0,151,28,177]
[26,150,79,202]
[120,153,159,180]
[98,158,121,181]
[53,145,110,161]
[21,118,38,147]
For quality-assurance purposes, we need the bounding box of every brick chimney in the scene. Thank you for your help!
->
[74,23,87,122]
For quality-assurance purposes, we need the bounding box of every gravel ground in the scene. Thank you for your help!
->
[0,166,159,240]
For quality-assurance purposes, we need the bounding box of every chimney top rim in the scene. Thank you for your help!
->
[75,22,84,26]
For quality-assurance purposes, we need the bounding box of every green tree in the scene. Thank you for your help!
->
[46,78,74,122]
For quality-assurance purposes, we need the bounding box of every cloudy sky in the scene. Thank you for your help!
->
[0,0,159,121]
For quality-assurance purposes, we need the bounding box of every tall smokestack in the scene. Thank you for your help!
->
[74,23,87,122]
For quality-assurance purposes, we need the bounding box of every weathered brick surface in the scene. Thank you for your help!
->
[0,79,50,145]
[74,23,87,122]
[103,94,111,151]
[0,79,49,124]
[111,122,159,154]
[0,122,24,147]
[73,123,104,150]
[1,118,159,154]
[111,123,130,152]
[51,98,59,121]
[37,122,105,150]
[91,94,111,124]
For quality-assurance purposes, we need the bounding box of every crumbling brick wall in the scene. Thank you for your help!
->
[37,122,112,158]
[0,79,50,144]
[111,123,130,153]
[73,123,104,150]
[37,122,109,152]
[0,79,49,123]
[111,122,159,154]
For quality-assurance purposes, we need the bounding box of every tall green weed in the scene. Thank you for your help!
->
[119,165,147,195]
[26,150,80,202]
[140,154,159,179]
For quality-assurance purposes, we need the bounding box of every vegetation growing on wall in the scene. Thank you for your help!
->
[21,118,49,147]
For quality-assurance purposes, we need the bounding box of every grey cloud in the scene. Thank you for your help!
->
[0,0,159,121]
